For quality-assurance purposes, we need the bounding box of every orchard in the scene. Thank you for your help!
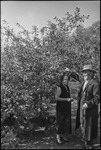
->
[1,7,100,149]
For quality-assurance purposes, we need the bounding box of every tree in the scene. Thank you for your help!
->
[1,7,100,127]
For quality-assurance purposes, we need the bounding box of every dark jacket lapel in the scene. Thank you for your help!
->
[84,79,93,92]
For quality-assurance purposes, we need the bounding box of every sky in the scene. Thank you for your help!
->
[1,1,100,33]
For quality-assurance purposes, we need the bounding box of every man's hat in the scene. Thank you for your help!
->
[81,65,96,73]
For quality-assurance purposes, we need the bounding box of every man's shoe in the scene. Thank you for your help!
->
[85,141,93,149]
[85,145,93,149]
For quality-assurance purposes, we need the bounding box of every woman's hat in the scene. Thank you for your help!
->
[64,67,71,72]
[81,65,96,73]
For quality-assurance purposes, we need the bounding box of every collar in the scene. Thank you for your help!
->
[82,78,93,90]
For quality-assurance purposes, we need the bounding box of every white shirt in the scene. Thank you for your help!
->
[83,80,88,91]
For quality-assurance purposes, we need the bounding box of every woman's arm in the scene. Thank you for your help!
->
[55,87,72,102]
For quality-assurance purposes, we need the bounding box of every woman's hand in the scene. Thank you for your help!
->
[67,98,74,102]
[70,97,74,102]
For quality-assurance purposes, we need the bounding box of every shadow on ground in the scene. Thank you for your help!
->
[17,127,100,149]
[17,99,100,149]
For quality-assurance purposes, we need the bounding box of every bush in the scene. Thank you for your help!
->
[1,126,20,149]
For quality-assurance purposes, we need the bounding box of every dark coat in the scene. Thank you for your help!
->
[75,78,100,140]
[56,83,71,115]
[56,83,72,134]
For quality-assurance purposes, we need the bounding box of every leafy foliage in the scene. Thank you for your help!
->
[1,126,20,149]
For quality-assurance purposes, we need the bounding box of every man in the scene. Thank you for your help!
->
[75,64,100,149]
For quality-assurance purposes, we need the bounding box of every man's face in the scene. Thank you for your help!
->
[83,71,88,81]
[82,70,93,81]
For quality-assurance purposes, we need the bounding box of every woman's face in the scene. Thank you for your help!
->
[62,75,69,85]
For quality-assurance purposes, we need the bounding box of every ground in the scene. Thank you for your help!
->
[17,124,100,149]
[17,100,100,149]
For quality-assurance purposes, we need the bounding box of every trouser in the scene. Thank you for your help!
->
[56,110,72,135]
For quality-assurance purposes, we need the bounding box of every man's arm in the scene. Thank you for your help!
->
[85,81,100,109]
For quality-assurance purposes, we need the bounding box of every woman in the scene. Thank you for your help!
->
[55,72,74,144]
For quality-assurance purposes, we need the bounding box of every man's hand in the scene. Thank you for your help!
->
[67,98,74,102]
[82,103,88,109]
